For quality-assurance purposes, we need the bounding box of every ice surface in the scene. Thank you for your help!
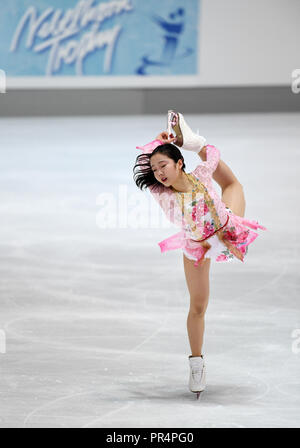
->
[0,113,299,428]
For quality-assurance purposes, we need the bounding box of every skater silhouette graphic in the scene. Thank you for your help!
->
[136,8,193,75]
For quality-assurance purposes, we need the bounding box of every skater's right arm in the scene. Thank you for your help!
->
[155,132,177,145]
[136,131,176,155]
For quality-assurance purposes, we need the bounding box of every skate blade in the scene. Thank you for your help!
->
[196,391,203,400]
[169,111,183,146]
[190,388,205,400]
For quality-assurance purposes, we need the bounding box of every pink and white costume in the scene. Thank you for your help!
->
[136,139,267,267]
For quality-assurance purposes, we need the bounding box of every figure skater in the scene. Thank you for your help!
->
[133,111,267,399]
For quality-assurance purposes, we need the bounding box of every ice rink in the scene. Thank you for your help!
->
[0,112,299,428]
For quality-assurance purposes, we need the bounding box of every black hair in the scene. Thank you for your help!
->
[133,143,186,192]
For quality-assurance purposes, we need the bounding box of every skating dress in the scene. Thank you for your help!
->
[136,139,267,267]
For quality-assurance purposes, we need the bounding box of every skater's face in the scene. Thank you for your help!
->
[150,153,183,186]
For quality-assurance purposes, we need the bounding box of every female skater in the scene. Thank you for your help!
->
[133,111,267,399]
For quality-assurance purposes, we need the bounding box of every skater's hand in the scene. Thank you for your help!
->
[155,131,177,144]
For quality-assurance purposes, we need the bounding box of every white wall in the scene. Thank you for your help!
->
[199,0,300,86]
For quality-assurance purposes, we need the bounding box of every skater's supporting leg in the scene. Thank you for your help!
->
[199,147,246,218]
[183,255,211,357]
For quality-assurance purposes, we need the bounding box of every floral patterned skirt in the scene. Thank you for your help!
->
[182,207,267,266]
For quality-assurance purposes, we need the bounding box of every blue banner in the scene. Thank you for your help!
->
[0,0,199,80]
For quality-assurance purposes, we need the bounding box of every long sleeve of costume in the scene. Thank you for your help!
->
[192,144,220,180]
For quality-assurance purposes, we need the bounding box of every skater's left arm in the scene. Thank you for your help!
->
[198,146,241,190]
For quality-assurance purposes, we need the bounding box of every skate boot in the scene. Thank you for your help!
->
[188,355,206,399]
[167,110,207,153]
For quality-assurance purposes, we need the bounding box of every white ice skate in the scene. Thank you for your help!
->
[188,355,206,399]
[167,110,207,154]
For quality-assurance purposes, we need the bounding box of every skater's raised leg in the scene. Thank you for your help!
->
[199,147,246,218]
[166,110,246,218]
[221,178,245,218]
